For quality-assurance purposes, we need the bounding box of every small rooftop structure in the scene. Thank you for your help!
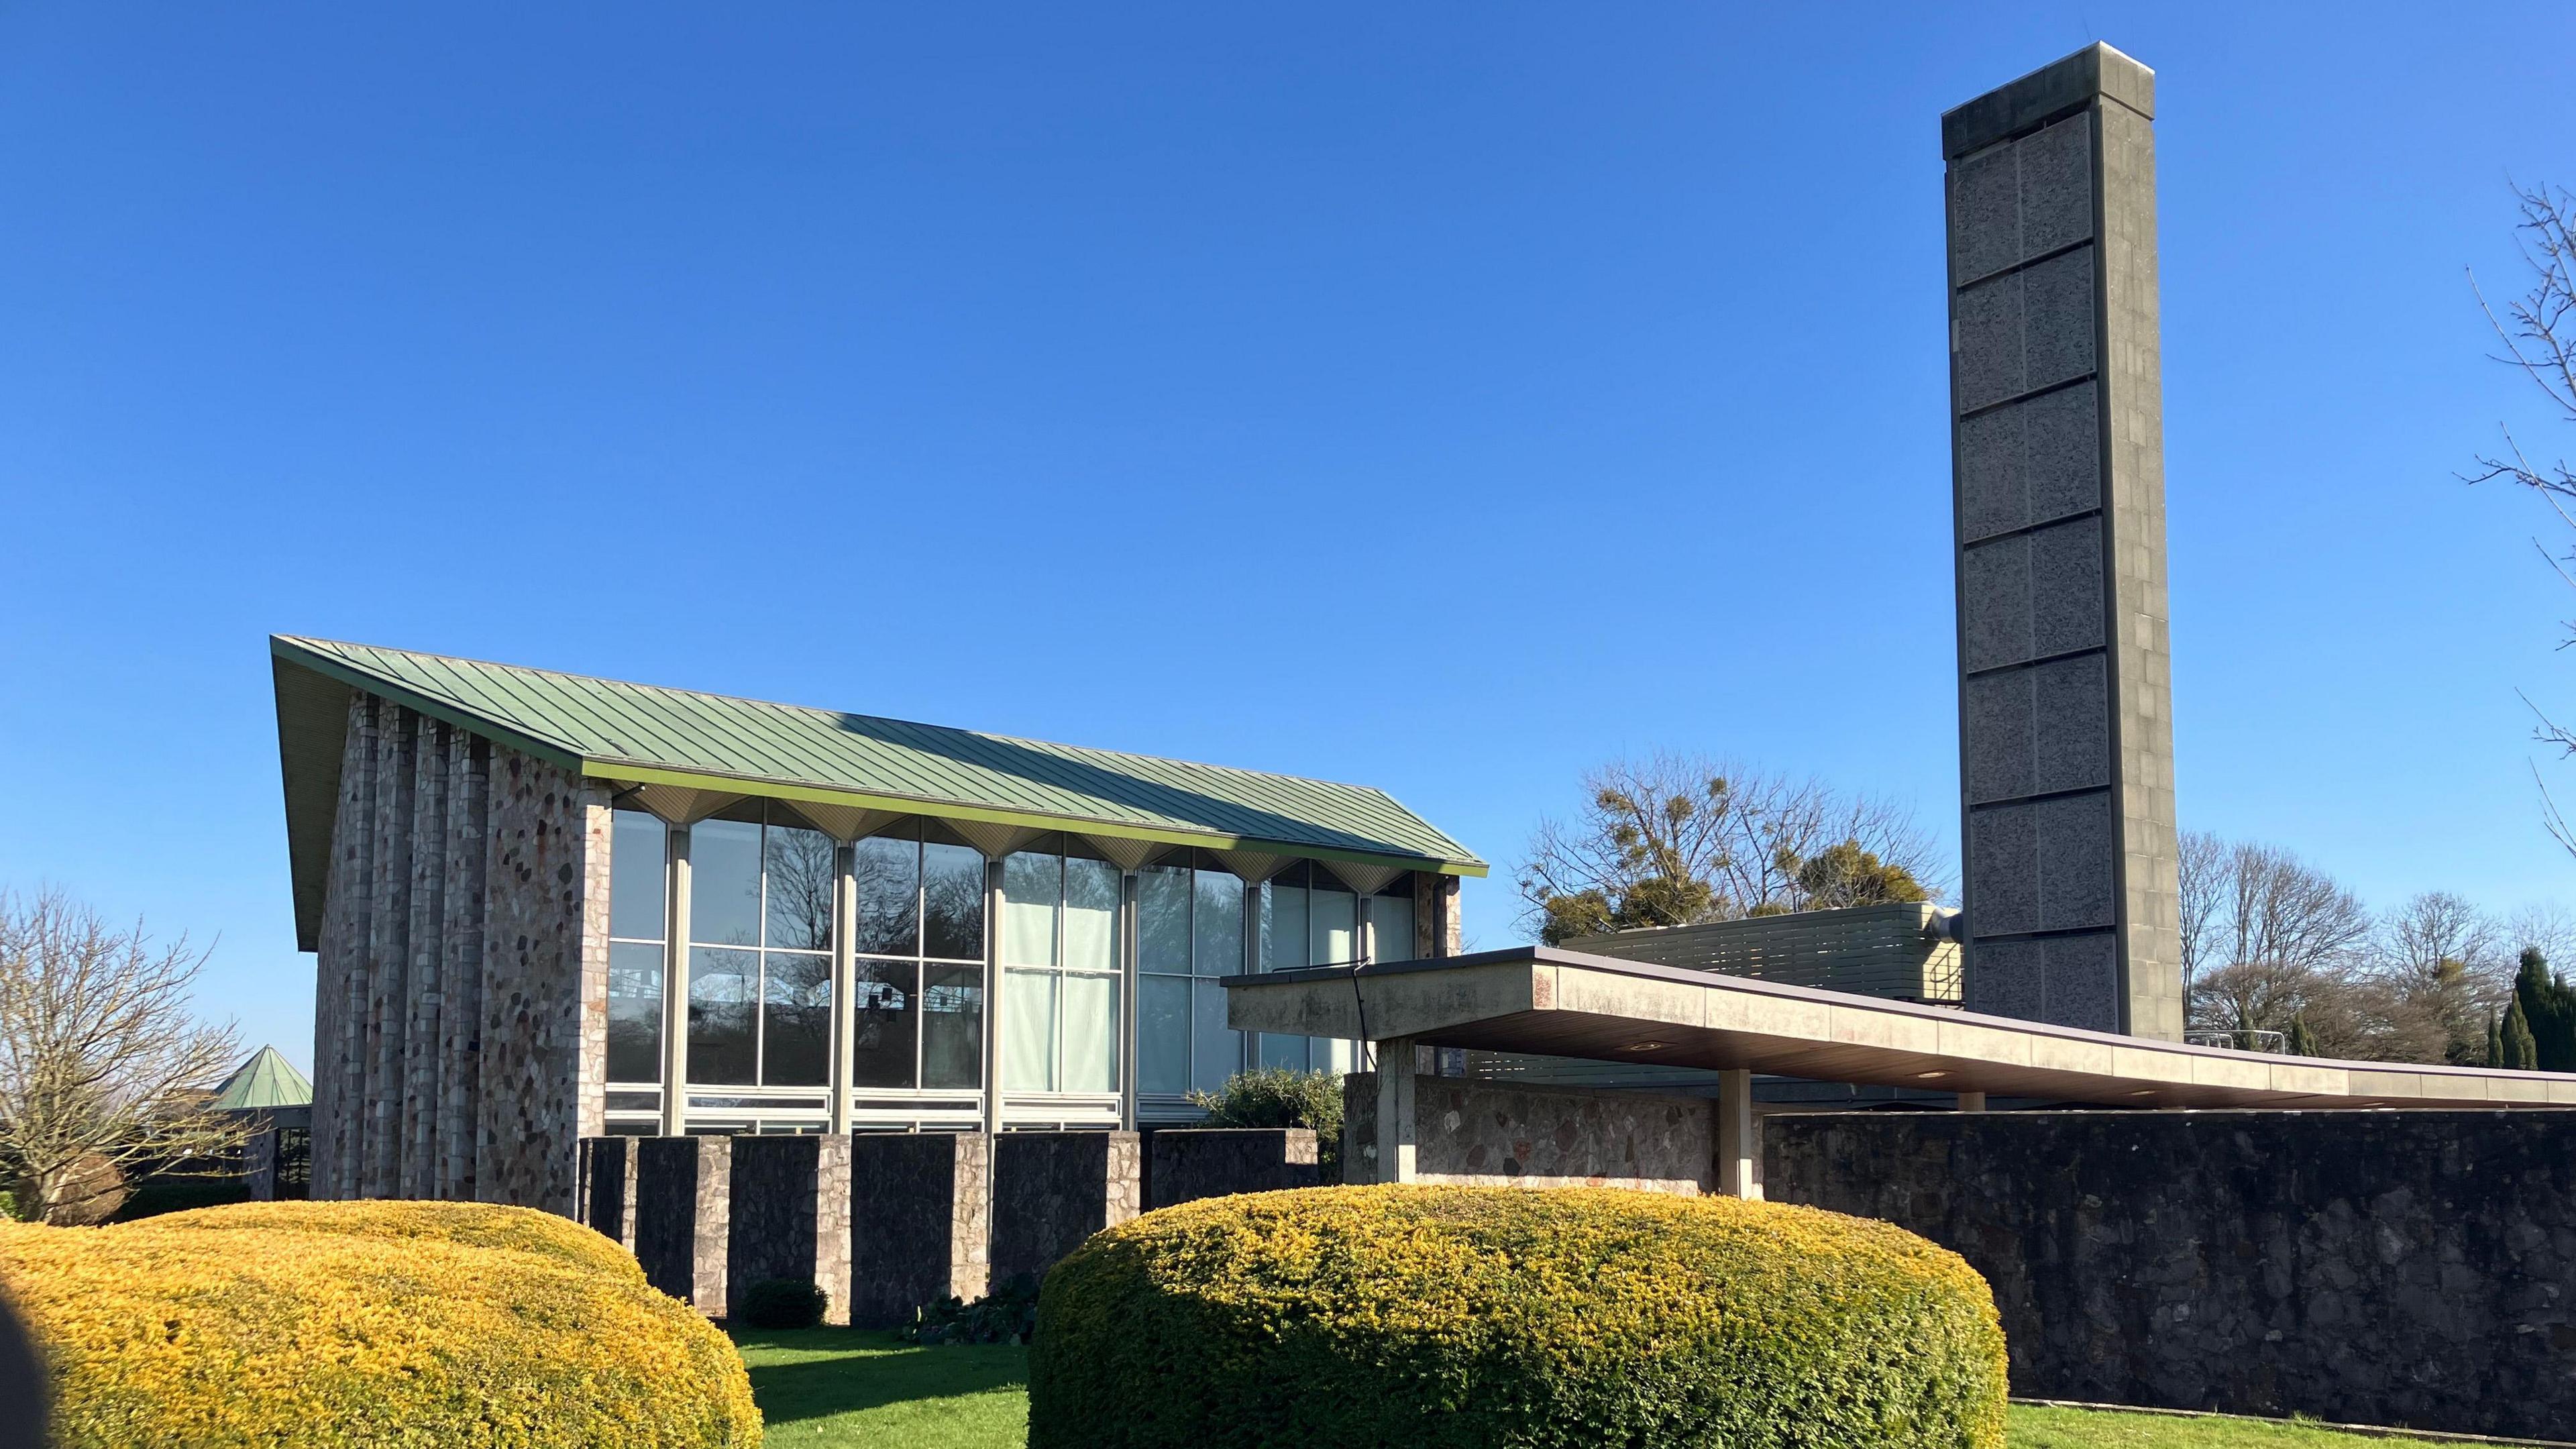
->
[210,1046,312,1114]
[1564,902,1962,1006]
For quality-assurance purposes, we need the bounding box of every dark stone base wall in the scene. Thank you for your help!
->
[850,1132,988,1328]
[728,1135,854,1325]
[577,1136,639,1249]
[1147,1128,1318,1210]
[991,1131,1139,1292]
[1344,1072,1717,1191]
[635,1136,731,1313]
[1765,1110,2576,1442]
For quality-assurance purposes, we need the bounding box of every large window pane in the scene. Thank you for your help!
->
[689,818,764,948]
[853,835,920,957]
[1192,870,1243,977]
[762,951,832,1086]
[686,946,759,1085]
[1063,859,1120,973]
[1313,1036,1356,1074]
[1004,969,1057,1091]
[1190,980,1236,1093]
[764,824,837,953]
[1258,1032,1307,1073]
[921,843,986,961]
[1138,865,1191,974]
[1369,894,1417,965]
[1310,887,1356,967]
[606,941,664,1081]
[610,812,667,942]
[1062,973,1119,1093]
[849,958,918,1089]
[921,965,983,1089]
[1139,975,1189,1095]
[1002,853,1059,967]
[1263,883,1307,971]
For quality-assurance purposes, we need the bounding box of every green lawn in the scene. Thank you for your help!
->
[730,1330,2471,1449]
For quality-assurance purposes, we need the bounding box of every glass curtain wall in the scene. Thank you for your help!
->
[1139,857,1246,1097]
[686,802,836,1087]
[1000,842,1122,1095]
[847,822,988,1092]
[1254,864,1414,1073]
[606,810,668,1087]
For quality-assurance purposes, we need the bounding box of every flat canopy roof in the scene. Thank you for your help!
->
[1224,945,2576,1110]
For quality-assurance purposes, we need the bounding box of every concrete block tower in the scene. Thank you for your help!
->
[1943,44,2183,1040]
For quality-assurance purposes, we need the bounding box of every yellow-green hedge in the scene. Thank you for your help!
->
[1030,1185,2007,1449]
[0,1200,761,1449]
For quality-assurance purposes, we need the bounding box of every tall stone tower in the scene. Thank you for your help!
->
[1943,44,2183,1040]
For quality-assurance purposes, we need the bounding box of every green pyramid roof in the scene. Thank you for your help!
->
[210,1046,312,1112]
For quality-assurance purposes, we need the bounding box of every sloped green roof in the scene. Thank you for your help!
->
[211,1046,312,1112]
[272,635,1485,949]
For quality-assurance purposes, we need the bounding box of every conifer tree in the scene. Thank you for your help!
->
[2489,1014,2506,1069]
[2514,948,2576,1071]
[2504,996,2542,1071]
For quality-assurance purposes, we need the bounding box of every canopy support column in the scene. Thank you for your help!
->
[1373,1035,1417,1184]
[1717,1068,1760,1200]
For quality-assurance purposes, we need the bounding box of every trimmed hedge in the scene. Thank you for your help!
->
[1031,1185,2006,1449]
[0,1200,760,1448]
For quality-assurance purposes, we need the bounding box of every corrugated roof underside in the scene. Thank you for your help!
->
[274,636,1482,868]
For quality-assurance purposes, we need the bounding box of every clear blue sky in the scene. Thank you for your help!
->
[3,4,2572,1071]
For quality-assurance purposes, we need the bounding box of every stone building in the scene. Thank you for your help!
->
[271,635,1482,1213]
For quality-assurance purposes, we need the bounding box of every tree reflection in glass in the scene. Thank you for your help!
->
[687,946,758,1085]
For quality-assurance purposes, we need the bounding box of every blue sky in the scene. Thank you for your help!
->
[2,4,2572,1070]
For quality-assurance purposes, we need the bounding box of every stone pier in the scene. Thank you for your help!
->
[635,1135,731,1313]
[849,1132,989,1328]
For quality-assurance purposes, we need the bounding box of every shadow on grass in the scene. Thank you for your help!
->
[731,1328,1028,1428]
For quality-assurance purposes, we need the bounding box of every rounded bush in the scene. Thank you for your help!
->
[0,1201,760,1448]
[738,1278,827,1330]
[1031,1185,2006,1449]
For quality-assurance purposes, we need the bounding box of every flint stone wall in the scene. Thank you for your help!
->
[849,1132,989,1327]
[1147,1128,1320,1210]
[727,1134,853,1326]
[1765,1109,2576,1442]
[991,1131,1139,1291]
[635,1135,731,1313]
[1344,1073,1716,1193]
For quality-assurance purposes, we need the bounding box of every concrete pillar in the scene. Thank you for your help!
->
[830,846,857,1136]
[635,1135,731,1314]
[1717,1069,1760,1200]
[850,1131,989,1328]
[990,1131,1140,1293]
[1957,1091,1989,1113]
[727,1134,854,1326]
[1373,1037,1418,1184]
[1945,43,2182,1042]
[659,824,692,1138]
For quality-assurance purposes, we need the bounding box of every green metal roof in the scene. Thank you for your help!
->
[211,1045,312,1112]
[272,635,1485,949]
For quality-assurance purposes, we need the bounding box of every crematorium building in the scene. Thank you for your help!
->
[271,635,1483,1214]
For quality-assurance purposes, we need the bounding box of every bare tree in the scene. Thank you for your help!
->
[1517,753,1947,944]
[2467,183,2576,854]
[2371,892,2508,1063]
[2506,900,2576,970]
[0,890,246,1224]
[2176,828,2228,1001]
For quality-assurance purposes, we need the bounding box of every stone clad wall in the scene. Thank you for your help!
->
[1344,1073,1715,1193]
[307,690,608,1216]
[849,1132,988,1328]
[991,1132,1140,1292]
[1764,1110,2576,1441]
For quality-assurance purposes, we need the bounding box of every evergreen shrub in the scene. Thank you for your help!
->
[1030,1185,2006,1449]
[738,1278,828,1330]
[0,1200,759,1448]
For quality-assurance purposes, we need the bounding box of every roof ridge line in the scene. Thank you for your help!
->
[276,633,1452,807]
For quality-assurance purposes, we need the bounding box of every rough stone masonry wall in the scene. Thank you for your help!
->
[1344,1072,1716,1193]
[1764,1110,2576,1442]
[308,690,608,1215]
